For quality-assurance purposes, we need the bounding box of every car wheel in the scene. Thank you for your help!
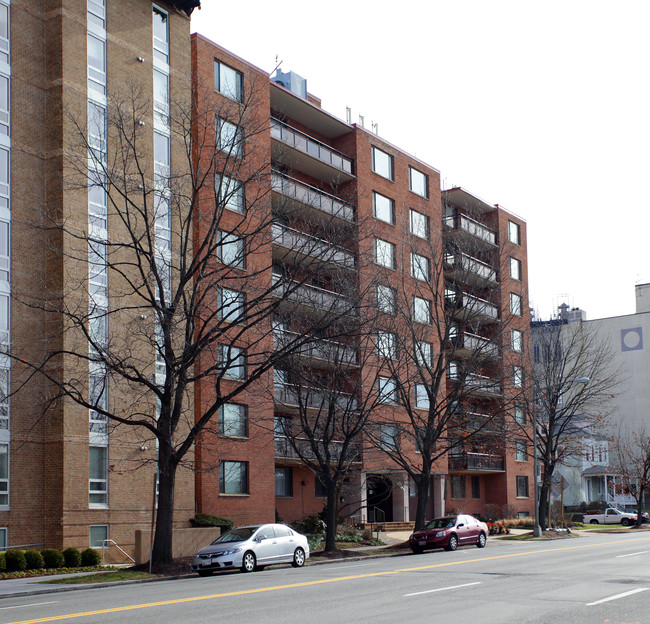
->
[410,546,424,554]
[621,518,630,527]
[197,570,213,577]
[590,519,599,524]
[477,532,487,548]
[445,535,458,551]
[241,551,256,573]
[291,547,306,568]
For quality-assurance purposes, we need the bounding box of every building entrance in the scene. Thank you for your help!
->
[366,474,393,523]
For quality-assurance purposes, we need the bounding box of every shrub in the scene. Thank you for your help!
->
[306,534,323,552]
[24,550,45,570]
[42,549,65,569]
[5,549,26,571]
[63,547,81,568]
[80,548,102,567]
[291,515,326,535]
[484,504,502,522]
[501,505,518,520]
[0,552,5,571]
[189,513,234,530]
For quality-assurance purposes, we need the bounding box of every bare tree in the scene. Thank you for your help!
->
[8,76,362,567]
[614,429,650,527]
[525,318,622,529]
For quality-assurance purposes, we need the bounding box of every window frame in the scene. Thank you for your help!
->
[415,340,432,367]
[508,220,521,245]
[514,404,526,425]
[376,330,397,360]
[513,365,524,388]
[450,474,466,499]
[408,166,429,198]
[510,256,522,281]
[411,252,430,282]
[510,293,523,317]
[218,230,245,268]
[515,440,528,461]
[516,475,529,498]
[275,466,293,498]
[216,175,245,214]
[378,423,399,450]
[216,117,244,158]
[89,445,108,508]
[219,460,249,495]
[377,376,398,405]
[371,146,394,180]
[89,524,109,549]
[376,284,396,314]
[218,287,245,324]
[218,345,246,380]
[511,329,524,353]
[214,60,243,102]
[372,191,395,225]
[374,238,396,269]
[415,383,430,409]
[410,209,429,239]
[412,296,431,325]
[218,403,248,438]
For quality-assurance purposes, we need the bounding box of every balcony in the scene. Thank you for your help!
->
[452,332,499,358]
[271,172,355,222]
[445,252,497,285]
[274,382,358,411]
[274,436,360,464]
[448,452,505,473]
[464,373,502,395]
[445,213,496,247]
[273,329,358,367]
[271,223,356,271]
[271,117,354,183]
[272,273,357,316]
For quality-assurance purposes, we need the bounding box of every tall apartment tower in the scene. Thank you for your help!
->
[4,0,197,555]
[192,35,534,527]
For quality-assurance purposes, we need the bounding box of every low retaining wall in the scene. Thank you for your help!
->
[134,527,222,565]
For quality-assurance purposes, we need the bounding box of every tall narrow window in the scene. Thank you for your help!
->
[409,166,428,198]
[152,7,169,63]
[511,329,523,353]
[412,296,431,324]
[374,238,395,269]
[216,118,244,158]
[516,476,529,497]
[89,446,108,507]
[216,175,245,213]
[218,231,245,268]
[376,331,397,359]
[411,253,430,282]
[218,403,248,437]
[87,35,106,94]
[376,284,396,314]
[377,377,398,404]
[510,257,522,281]
[371,146,394,180]
[410,210,429,239]
[218,345,246,379]
[275,467,293,497]
[508,220,521,244]
[510,293,522,316]
[372,191,394,224]
[215,61,243,102]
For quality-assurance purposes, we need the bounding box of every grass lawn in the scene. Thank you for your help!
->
[39,570,158,584]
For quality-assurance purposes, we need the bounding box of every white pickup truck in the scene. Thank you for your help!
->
[583,508,638,526]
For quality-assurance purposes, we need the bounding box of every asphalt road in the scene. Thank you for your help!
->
[1,532,649,624]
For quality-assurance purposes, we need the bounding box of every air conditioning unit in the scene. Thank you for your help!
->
[273,69,307,99]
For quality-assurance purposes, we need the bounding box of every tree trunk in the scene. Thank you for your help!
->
[324,485,338,552]
[538,480,550,530]
[414,473,431,531]
[151,441,177,568]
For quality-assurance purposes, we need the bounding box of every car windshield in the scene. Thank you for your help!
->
[212,527,257,544]
[426,517,456,529]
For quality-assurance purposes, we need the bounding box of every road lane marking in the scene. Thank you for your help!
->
[586,587,648,606]
[7,536,650,624]
[0,604,58,611]
[404,581,481,597]
[615,551,649,558]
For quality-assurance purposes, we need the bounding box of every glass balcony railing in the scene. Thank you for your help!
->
[274,382,358,411]
[445,213,496,245]
[271,172,355,222]
[464,373,501,395]
[274,436,360,462]
[448,452,505,472]
[454,332,499,356]
[272,273,357,316]
[271,223,356,269]
[445,252,497,283]
[271,117,353,175]
[273,329,358,365]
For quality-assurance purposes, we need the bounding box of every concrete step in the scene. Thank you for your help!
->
[360,521,415,532]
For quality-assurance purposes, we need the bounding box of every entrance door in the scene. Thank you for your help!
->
[367,474,393,523]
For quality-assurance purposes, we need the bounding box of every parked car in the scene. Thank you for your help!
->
[409,514,488,553]
[191,523,310,576]
[583,508,638,526]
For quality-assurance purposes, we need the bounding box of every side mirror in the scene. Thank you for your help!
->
[256,534,267,541]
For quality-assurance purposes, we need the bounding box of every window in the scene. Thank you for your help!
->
[510,257,522,281]
[0,3,7,65]
[410,210,429,239]
[510,293,522,316]
[153,131,170,173]
[215,61,243,102]
[89,446,108,506]
[87,35,106,93]
[450,475,466,499]
[153,69,169,118]
[0,75,8,137]
[216,118,244,158]
[152,7,169,63]
[378,376,398,404]
[372,191,395,224]
[448,360,459,379]
[508,220,521,245]
[533,344,540,363]
[374,238,395,269]
[275,466,293,497]
[216,175,245,214]
[471,476,480,499]
[0,368,8,431]
[218,345,246,379]
[512,329,523,353]
[514,404,526,425]
[219,403,247,437]
[218,231,245,267]
[409,166,428,198]
[513,365,523,388]
[371,146,394,180]
[274,414,290,439]
[412,296,431,324]
[415,341,432,366]
[0,527,5,550]
[220,461,249,494]
[376,331,397,359]
[411,253,430,282]
[89,524,108,549]
[0,147,8,209]
[315,476,327,498]
[218,288,245,324]
[378,423,399,450]
[516,475,529,498]
[516,440,528,461]
[415,384,430,409]
[376,285,396,314]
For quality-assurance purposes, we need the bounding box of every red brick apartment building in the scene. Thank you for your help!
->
[192,34,534,528]
[1,0,531,559]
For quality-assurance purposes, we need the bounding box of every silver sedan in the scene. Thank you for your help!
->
[191,523,310,575]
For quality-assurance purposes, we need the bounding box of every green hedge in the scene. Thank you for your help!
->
[25,550,45,570]
[5,549,26,571]
[63,547,81,568]
[189,513,234,530]
[42,549,65,569]
[80,548,101,567]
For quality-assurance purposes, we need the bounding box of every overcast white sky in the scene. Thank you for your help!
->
[192,0,650,321]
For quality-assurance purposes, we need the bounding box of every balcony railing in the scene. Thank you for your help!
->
[449,452,505,472]
[446,252,497,283]
[465,373,502,395]
[271,172,355,222]
[274,436,360,462]
[273,329,358,365]
[270,118,353,175]
[454,332,499,356]
[272,273,357,316]
[271,223,356,269]
[445,213,496,245]
[274,382,358,411]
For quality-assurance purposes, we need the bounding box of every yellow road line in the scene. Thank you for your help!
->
[7,536,650,624]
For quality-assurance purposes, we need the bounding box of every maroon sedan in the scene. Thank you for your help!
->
[409,514,488,553]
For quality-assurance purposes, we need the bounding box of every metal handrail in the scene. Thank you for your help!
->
[102,539,135,564]
[368,506,385,539]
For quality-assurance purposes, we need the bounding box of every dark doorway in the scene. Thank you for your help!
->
[367,474,393,522]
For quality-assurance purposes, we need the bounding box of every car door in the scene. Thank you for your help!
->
[272,524,294,562]
[463,515,480,543]
[456,515,473,544]
[253,525,280,564]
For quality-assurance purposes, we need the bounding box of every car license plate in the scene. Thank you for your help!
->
[419,541,426,546]
[201,560,211,566]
